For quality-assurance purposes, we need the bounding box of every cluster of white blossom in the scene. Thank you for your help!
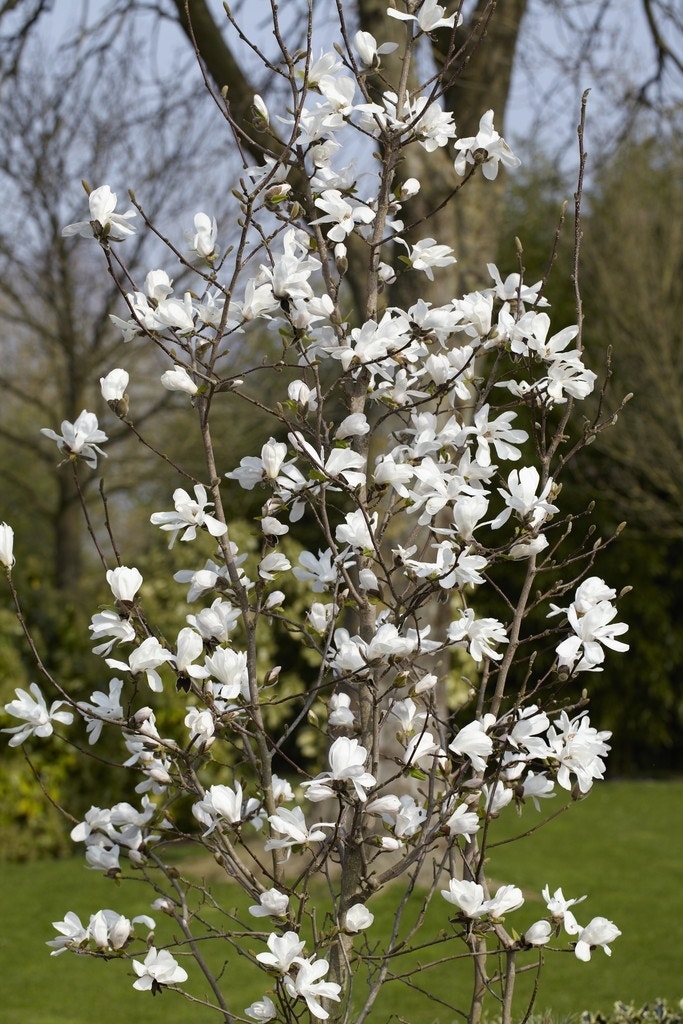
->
[0,1,630,1018]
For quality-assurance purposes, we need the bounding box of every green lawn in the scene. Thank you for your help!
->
[1,780,681,1024]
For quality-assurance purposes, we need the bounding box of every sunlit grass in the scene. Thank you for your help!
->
[2,779,681,1024]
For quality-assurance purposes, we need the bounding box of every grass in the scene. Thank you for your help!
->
[1,779,682,1024]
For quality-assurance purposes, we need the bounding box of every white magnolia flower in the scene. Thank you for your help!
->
[524,920,553,946]
[542,885,586,936]
[344,904,374,932]
[89,610,136,656]
[245,996,277,1022]
[41,410,108,468]
[190,211,217,258]
[441,879,523,919]
[100,368,129,403]
[150,484,227,547]
[3,683,73,746]
[106,566,143,603]
[264,806,332,853]
[574,917,621,962]
[78,678,124,745]
[448,715,495,771]
[402,238,456,281]
[256,930,305,972]
[283,955,342,1020]
[106,635,175,693]
[387,0,460,32]
[62,185,136,240]
[249,888,290,918]
[0,522,14,568]
[447,609,509,662]
[161,365,199,395]
[453,109,520,180]
[353,29,397,68]
[132,946,188,990]
[303,737,376,802]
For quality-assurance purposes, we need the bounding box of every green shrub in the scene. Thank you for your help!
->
[582,1001,683,1024]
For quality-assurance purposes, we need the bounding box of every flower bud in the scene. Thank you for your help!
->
[0,522,15,568]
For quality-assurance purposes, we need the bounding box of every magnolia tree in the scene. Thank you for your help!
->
[0,2,629,1022]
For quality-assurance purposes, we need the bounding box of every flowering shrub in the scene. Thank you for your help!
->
[0,3,630,1023]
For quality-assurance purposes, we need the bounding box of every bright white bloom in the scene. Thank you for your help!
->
[402,731,444,767]
[204,647,248,700]
[307,601,336,633]
[448,715,495,771]
[78,678,124,745]
[482,780,514,815]
[485,884,525,918]
[524,920,553,946]
[354,30,397,67]
[453,109,520,180]
[542,885,586,936]
[62,185,136,240]
[100,368,129,403]
[192,782,248,834]
[335,509,377,551]
[132,946,188,991]
[548,710,612,793]
[0,522,14,568]
[46,911,89,954]
[284,956,342,1020]
[574,917,621,962]
[41,410,108,468]
[154,293,196,333]
[313,189,375,243]
[491,466,559,530]
[190,211,217,258]
[106,566,143,603]
[249,888,290,918]
[174,626,208,681]
[344,904,374,932]
[88,909,155,951]
[402,238,456,281]
[443,802,480,840]
[187,598,240,643]
[441,879,523,918]
[447,609,508,662]
[328,693,355,728]
[556,600,629,674]
[507,705,552,759]
[294,549,350,592]
[226,439,288,488]
[150,484,227,547]
[258,552,291,581]
[288,379,318,412]
[459,403,527,467]
[245,996,277,1022]
[3,683,73,746]
[335,413,369,439]
[161,365,199,395]
[256,930,305,972]
[264,806,332,853]
[387,0,459,32]
[304,737,376,802]
[521,770,556,810]
[106,636,175,693]
[89,609,136,656]
[487,263,548,306]
[184,705,215,747]
[440,879,487,917]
